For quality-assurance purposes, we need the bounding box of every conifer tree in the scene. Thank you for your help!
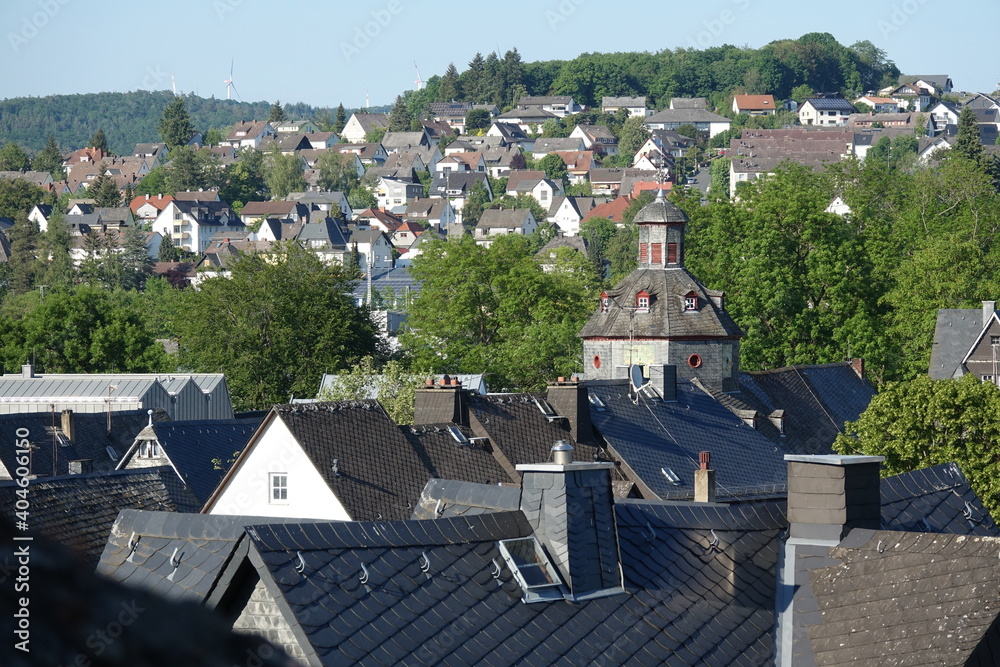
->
[90,167,122,207]
[387,96,409,132]
[158,96,195,150]
[334,103,347,134]
[88,128,109,153]
[7,211,40,295]
[32,135,66,180]
[268,100,287,124]
[438,63,461,102]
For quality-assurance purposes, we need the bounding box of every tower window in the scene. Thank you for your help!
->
[636,291,650,311]
[593,355,602,369]
[600,292,609,313]
[639,243,648,263]
[651,243,662,264]
[684,295,698,311]
[667,243,678,264]
[688,354,702,368]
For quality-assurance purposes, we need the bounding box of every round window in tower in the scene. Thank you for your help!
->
[593,355,602,369]
[688,354,702,369]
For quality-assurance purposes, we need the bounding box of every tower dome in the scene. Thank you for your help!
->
[633,191,689,224]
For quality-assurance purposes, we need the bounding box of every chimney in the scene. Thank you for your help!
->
[545,378,593,444]
[21,363,34,379]
[68,460,92,475]
[649,364,677,401]
[849,358,864,380]
[984,300,996,325]
[413,381,467,426]
[785,454,884,542]
[61,410,74,442]
[694,451,715,503]
[516,444,624,601]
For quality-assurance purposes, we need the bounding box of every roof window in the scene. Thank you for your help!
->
[497,537,564,603]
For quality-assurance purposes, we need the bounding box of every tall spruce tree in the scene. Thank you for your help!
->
[122,224,153,289]
[39,210,75,288]
[7,211,40,295]
[387,96,410,132]
[158,96,195,150]
[0,142,31,172]
[32,135,65,180]
[463,53,485,103]
[88,128,109,153]
[438,63,461,102]
[334,103,347,134]
[268,100,287,124]
[90,167,122,207]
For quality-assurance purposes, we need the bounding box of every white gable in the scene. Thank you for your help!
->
[207,416,350,520]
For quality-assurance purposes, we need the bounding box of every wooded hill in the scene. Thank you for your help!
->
[1,33,897,155]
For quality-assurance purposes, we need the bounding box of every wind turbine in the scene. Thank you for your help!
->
[413,61,424,91]
[224,58,241,101]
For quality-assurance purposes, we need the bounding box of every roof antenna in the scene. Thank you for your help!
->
[146,408,154,427]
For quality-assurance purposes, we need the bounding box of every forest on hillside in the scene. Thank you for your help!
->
[0,34,895,155]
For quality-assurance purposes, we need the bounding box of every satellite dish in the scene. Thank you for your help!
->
[630,364,646,391]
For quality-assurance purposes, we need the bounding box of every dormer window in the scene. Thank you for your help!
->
[684,293,698,311]
[636,290,650,312]
[600,292,610,313]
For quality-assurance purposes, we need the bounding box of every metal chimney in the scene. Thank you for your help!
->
[551,440,574,465]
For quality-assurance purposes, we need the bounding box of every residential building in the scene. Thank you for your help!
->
[546,195,596,236]
[339,113,387,143]
[898,74,953,97]
[729,128,853,198]
[601,96,650,117]
[344,227,393,273]
[152,199,242,253]
[474,208,537,247]
[403,197,455,229]
[238,201,310,227]
[885,83,933,112]
[669,97,708,110]
[129,193,175,223]
[530,137,586,159]
[429,171,492,217]
[732,94,776,115]
[798,97,857,126]
[855,95,902,113]
[220,121,275,149]
[929,301,1000,382]
[375,177,422,211]
[552,150,594,184]
[273,119,318,134]
[569,124,618,155]
[296,218,350,266]
[645,108,731,137]
[331,142,387,165]
[515,95,582,118]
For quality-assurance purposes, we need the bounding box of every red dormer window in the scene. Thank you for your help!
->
[600,291,610,313]
[636,290,651,311]
[684,292,698,311]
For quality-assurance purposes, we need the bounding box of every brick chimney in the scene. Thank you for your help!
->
[545,378,593,444]
[413,379,467,426]
[785,454,884,542]
[694,451,715,503]
[849,358,864,380]
[516,443,624,600]
[61,410,75,443]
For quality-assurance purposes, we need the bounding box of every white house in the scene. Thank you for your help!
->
[375,177,422,211]
[855,96,902,113]
[601,96,650,117]
[152,200,242,253]
[221,121,276,149]
[645,109,731,138]
[516,95,582,118]
[474,208,537,247]
[339,113,388,143]
[798,98,857,126]
[346,228,394,273]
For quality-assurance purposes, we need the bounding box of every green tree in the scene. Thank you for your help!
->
[88,128,109,153]
[0,177,47,219]
[39,210,75,288]
[387,95,410,132]
[835,375,1000,515]
[203,128,224,147]
[6,211,40,295]
[709,157,731,199]
[31,135,65,180]
[617,115,650,159]
[122,224,153,289]
[0,142,31,172]
[402,234,599,390]
[348,185,376,211]
[675,124,699,139]
[220,148,267,206]
[0,286,173,374]
[176,243,380,410]
[364,127,387,144]
[264,146,305,200]
[318,356,422,424]
[536,153,568,183]
[165,146,205,193]
[334,103,347,134]
[316,150,360,192]
[540,118,568,138]
[267,100,287,124]
[90,167,122,207]
[134,166,170,196]
[465,108,491,132]
[158,237,181,262]
[157,96,195,150]
[438,63,461,102]
[460,180,489,226]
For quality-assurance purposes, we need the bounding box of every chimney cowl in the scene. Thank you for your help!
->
[551,440,574,465]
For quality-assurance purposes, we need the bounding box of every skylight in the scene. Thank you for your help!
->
[588,393,606,411]
[447,426,470,445]
[497,537,564,603]
[661,467,681,485]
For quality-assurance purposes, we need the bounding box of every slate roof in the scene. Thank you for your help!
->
[0,408,170,478]
[670,97,709,109]
[881,462,999,536]
[532,137,586,153]
[467,392,604,474]
[0,514,290,667]
[929,306,991,379]
[712,362,875,456]
[476,208,533,230]
[410,477,520,520]
[349,266,420,304]
[271,401,432,520]
[793,528,1000,665]
[296,218,349,247]
[404,422,514,487]
[430,170,489,195]
[646,108,730,124]
[579,267,741,339]
[239,200,307,219]
[121,419,260,508]
[730,128,853,175]
[244,498,784,666]
[602,96,646,108]
[0,467,199,567]
[588,380,790,500]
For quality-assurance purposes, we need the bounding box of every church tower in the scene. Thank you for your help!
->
[579,191,744,391]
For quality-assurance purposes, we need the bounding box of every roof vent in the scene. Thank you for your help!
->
[551,440,574,465]
[497,537,564,604]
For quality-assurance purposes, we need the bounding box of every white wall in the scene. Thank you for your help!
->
[208,417,352,520]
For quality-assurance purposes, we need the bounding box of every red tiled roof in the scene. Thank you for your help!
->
[733,95,776,110]
[582,196,632,224]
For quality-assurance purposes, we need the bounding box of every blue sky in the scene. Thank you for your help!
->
[1,0,996,109]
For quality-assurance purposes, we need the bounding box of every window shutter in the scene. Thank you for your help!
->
[639,243,648,262]
[651,243,662,264]
[667,243,678,264]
